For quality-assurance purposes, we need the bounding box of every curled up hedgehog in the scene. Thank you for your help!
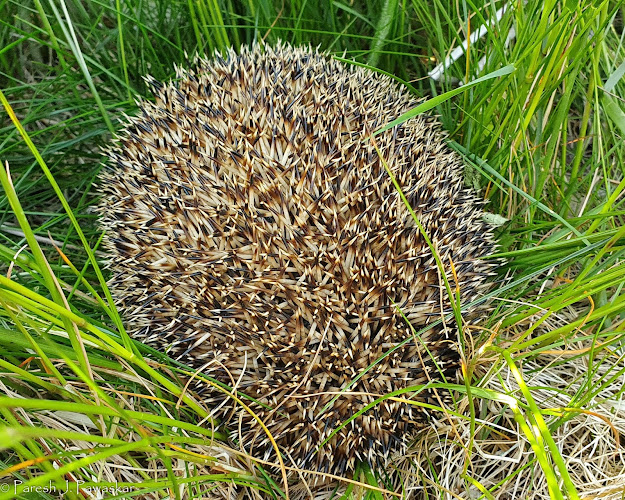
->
[98,43,498,477]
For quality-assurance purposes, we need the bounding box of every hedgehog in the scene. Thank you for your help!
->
[97,43,498,477]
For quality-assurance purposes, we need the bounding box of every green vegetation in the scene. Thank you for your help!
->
[0,0,624,498]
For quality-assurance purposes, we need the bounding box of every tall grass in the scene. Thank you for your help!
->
[0,0,624,498]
